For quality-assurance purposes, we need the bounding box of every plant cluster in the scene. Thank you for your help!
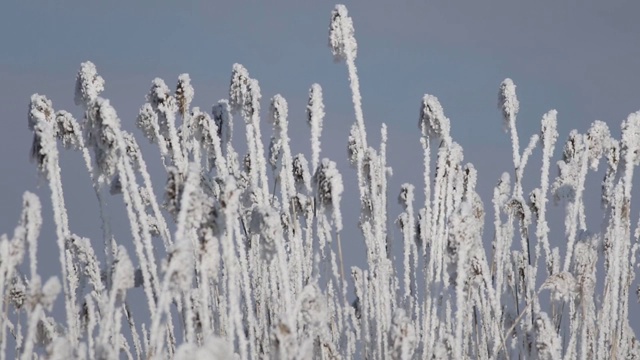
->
[2,4,639,359]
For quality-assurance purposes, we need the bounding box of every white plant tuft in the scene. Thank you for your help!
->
[74,61,105,107]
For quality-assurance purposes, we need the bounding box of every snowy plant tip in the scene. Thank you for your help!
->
[136,103,159,144]
[28,95,81,150]
[229,63,250,113]
[398,183,415,206]
[586,120,610,170]
[270,94,288,127]
[419,94,450,141]
[74,61,105,107]
[292,153,312,192]
[147,78,174,110]
[315,158,344,231]
[176,73,194,115]
[53,111,81,150]
[329,4,357,62]
[86,98,122,184]
[541,110,558,140]
[498,78,519,124]
[28,94,54,129]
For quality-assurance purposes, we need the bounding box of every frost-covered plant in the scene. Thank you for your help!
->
[3,4,640,360]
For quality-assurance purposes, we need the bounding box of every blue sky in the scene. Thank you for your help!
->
[1,0,640,338]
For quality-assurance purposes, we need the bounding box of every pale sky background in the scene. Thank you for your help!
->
[1,0,640,348]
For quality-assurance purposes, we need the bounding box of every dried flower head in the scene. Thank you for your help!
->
[175,73,194,116]
[74,61,105,107]
[419,94,451,142]
[136,103,160,144]
[147,78,175,113]
[28,94,55,171]
[292,154,311,193]
[586,120,611,170]
[329,4,357,62]
[540,272,577,302]
[212,99,232,144]
[85,98,122,184]
[28,94,54,130]
[229,63,251,115]
[498,78,519,126]
[54,110,81,150]
[250,206,282,262]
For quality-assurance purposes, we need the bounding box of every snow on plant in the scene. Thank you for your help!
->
[2,4,640,359]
